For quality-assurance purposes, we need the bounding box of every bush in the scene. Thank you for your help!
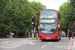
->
[61,35,65,37]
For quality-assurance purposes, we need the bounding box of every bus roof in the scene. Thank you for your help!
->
[40,9,58,12]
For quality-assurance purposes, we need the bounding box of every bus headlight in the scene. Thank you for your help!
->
[39,35,43,38]
[55,35,58,38]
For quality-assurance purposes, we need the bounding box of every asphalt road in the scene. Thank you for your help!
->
[0,37,74,50]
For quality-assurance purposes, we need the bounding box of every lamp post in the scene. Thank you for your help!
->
[17,0,21,37]
[17,1,19,37]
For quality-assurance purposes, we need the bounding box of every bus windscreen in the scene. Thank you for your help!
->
[40,24,57,34]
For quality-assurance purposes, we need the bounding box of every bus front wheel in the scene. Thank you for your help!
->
[59,38,61,40]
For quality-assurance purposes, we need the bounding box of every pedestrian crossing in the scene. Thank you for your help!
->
[0,39,36,49]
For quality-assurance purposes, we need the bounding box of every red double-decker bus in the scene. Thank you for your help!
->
[38,9,61,41]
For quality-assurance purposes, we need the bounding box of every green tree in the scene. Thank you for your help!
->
[70,0,75,27]
[0,0,9,37]
[0,0,46,37]
[29,1,46,30]
[58,2,72,37]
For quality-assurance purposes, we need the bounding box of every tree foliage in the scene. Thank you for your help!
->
[58,2,73,36]
[58,0,75,36]
[29,1,46,30]
[0,0,46,37]
[59,2,72,29]
[70,0,75,22]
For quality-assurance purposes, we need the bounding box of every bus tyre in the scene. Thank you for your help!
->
[59,38,61,40]
[41,40,44,41]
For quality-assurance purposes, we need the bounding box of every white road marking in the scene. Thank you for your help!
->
[41,42,52,48]
[12,45,21,48]
[55,46,73,49]
[48,42,52,44]
[42,45,47,48]
[55,46,66,48]
[29,42,35,45]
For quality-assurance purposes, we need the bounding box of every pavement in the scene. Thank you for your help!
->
[72,38,75,50]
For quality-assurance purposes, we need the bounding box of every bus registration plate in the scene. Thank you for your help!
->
[46,37,51,40]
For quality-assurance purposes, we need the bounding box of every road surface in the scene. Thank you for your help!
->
[0,37,74,50]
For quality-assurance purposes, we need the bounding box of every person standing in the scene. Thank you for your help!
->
[10,31,12,38]
[68,28,74,39]
[12,33,14,38]
[10,31,13,38]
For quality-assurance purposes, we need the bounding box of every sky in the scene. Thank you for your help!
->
[28,0,68,10]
